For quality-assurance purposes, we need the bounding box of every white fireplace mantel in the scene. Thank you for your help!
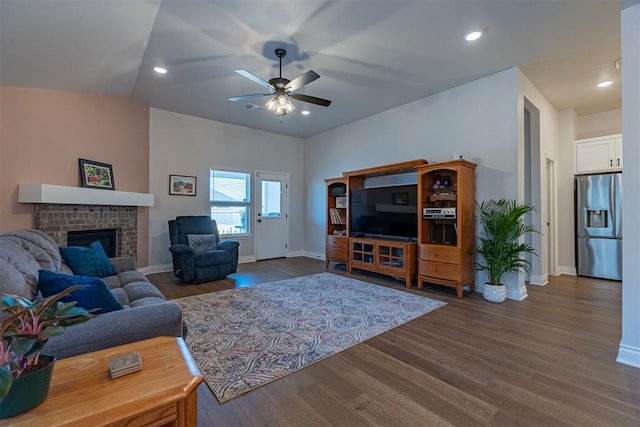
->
[18,184,154,207]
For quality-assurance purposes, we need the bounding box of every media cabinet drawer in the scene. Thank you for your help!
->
[327,247,348,261]
[327,235,349,248]
[419,244,460,264]
[419,260,461,282]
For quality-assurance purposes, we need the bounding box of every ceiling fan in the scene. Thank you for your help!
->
[229,48,332,116]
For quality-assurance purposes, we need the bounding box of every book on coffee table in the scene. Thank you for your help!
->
[109,352,142,379]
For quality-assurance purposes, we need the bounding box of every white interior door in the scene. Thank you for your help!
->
[255,171,288,260]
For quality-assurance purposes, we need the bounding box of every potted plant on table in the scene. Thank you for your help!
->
[475,199,539,303]
[0,286,91,419]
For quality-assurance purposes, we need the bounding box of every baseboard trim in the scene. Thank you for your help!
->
[558,266,577,276]
[139,264,172,275]
[529,274,548,286]
[287,250,304,258]
[303,251,325,260]
[506,285,528,301]
[617,344,640,368]
[239,255,256,264]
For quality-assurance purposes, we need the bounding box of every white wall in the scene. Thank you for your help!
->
[148,108,304,271]
[618,2,640,368]
[557,109,578,275]
[577,109,622,139]
[305,68,523,296]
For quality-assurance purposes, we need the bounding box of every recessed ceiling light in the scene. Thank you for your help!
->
[597,80,613,88]
[464,29,483,42]
[301,110,310,116]
[153,66,167,74]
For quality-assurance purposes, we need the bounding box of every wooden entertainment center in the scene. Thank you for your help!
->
[325,159,477,298]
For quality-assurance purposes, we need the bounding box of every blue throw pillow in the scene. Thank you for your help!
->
[38,270,123,314]
[60,240,116,277]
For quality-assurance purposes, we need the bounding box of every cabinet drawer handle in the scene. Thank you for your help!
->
[610,159,613,167]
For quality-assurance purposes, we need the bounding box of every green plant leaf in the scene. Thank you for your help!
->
[0,364,13,401]
[1,286,92,382]
[475,198,539,285]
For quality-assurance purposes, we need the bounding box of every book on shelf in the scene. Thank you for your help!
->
[329,208,346,225]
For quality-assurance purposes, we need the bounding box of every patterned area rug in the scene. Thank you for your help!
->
[175,272,446,403]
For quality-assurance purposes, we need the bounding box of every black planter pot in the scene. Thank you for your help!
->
[0,355,56,419]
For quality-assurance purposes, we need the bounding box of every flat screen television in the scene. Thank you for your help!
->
[350,184,418,239]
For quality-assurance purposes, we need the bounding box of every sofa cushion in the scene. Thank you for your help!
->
[38,270,124,314]
[105,276,165,307]
[122,282,165,301]
[60,240,116,278]
[187,233,217,252]
[0,258,34,299]
[116,270,149,286]
[0,235,44,299]
[130,296,169,308]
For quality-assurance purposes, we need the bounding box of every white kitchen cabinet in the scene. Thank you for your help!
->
[575,134,622,174]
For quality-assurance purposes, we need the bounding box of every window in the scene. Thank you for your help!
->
[261,180,282,217]
[210,170,250,236]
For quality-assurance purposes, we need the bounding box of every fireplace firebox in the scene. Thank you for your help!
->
[67,229,117,258]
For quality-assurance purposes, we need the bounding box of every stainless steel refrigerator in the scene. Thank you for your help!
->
[576,173,622,280]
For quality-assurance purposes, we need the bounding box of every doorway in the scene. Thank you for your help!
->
[546,157,557,277]
[255,171,289,260]
[524,98,544,284]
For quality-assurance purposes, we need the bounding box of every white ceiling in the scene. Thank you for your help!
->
[0,0,626,138]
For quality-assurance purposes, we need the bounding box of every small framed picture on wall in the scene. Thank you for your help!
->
[169,175,196,196]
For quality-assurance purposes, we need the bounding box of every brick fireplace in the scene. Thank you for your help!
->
[33,204,138,258]
[19,184,153,262]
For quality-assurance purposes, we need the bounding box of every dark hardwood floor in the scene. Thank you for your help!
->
[149,258,640,426]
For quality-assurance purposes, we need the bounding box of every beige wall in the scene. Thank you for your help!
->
[0,87,151,266]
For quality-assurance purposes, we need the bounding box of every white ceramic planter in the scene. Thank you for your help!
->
[483,283,506,303]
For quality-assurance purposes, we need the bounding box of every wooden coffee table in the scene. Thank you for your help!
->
[6,336,203,426]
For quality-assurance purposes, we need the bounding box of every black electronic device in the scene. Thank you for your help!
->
[330,185,346,196]
[423,207,457,219]
[350,184,418,239]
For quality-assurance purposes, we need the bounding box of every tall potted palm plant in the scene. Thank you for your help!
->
[475,199,538,302]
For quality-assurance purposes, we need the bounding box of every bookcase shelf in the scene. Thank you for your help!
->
[325,178,349,268]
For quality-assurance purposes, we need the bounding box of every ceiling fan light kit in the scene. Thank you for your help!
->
[229,48,331,118]
[265,94,295,116]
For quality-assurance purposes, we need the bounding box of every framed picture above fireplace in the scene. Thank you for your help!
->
[79,158,115,190]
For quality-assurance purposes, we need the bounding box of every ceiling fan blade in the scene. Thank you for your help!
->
[289,93,332,107]
[228,93,270,102]
[234,69,273,90]
[285,70,320,92]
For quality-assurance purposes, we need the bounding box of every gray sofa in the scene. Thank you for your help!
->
[0,229,183,359]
